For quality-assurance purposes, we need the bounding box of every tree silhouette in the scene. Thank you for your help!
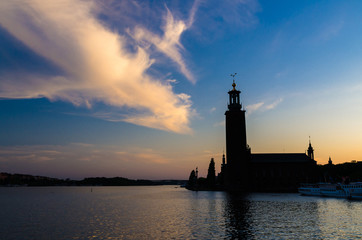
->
[207,158,216,187]
[187,170,197,189]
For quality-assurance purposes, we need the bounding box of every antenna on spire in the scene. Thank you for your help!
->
[230,73,237,82]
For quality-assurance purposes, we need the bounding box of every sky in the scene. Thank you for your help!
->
[1,0,362,180]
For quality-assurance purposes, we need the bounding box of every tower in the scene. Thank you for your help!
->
[328,156,333,165]
[219,151,226,185]
[222,151,226,166]
[307,138,314,160]
[225,80,250,190]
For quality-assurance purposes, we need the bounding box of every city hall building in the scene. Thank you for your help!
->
[220,82,318,192]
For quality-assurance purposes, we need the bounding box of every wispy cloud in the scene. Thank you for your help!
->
[246,102,264,115]
[166,79,178,84]
[130,6,196,84]
[246,98,283,115]
[264,98,283,110]
[204,0,259,40]
[0,143,229,179]
[200,0,260,27]
[216,0,260,26]
[0,0,196,133]
[0,144,175,179]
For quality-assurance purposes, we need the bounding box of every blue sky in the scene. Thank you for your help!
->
[1,0,362,179]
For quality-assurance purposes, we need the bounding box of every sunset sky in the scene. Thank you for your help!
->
[1,0,362,180]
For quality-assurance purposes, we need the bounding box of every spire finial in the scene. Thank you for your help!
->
[230,73,237,90]
[222,149,226,165]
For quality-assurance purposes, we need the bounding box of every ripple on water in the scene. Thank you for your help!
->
[0,187,361,239]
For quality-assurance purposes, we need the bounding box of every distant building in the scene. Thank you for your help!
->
[328,156,333,165]
[221,82,319,192]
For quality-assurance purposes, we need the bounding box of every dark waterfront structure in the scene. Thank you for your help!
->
[222,82,318,192]
[187,82,319,192]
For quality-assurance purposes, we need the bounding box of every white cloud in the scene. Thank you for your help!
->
[246,101,264,115]
[130,6,196,84]
[166,79,178,84]
[0,0,195,134]
[264,98,283,110]
[246,98,283,115]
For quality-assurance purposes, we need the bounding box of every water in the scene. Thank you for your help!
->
[0,186,361,239]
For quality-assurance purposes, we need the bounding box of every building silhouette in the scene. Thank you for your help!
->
[221,82,318,192]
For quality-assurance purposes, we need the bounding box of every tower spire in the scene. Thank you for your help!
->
[222,149,226,165]
[307,137,314,160]
[228,74,241,110]
[230,73,237,90]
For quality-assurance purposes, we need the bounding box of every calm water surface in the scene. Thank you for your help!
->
[0,186,361,239]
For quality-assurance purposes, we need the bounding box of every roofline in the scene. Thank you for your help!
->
[251,153,307,155]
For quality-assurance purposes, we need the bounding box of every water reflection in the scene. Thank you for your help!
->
[223,193,326,239]
[317,199,362,239]
[0,187,361,239]
[223,193,252,239]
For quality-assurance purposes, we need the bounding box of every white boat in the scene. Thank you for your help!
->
[320,184,348,198]
[345,182,362,200]
[298,183,321,196]
[298,182,362,200]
